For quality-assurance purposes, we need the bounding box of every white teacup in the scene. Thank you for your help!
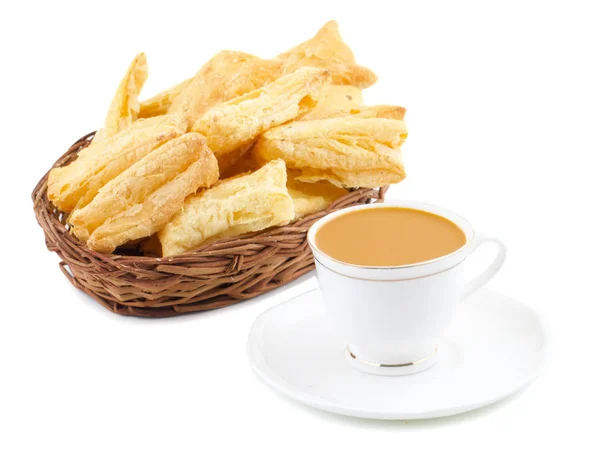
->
[307,200,507,376]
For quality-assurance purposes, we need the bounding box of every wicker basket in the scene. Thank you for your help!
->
[32,132,387,317]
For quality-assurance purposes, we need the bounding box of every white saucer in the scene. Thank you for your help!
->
[247,288,551,420]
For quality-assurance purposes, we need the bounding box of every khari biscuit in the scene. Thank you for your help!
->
[139,78,191,118]
[87,133,218,253]
[158,159,294,257]
[93,52,148,142]
[48,115,185,212]
[46,22,412,259]
[276,21,377,89]
[168,50,283,128]
[215,83,403,178]
[70,132,218,242]
[192,67,330,159]
[253,117,407,188]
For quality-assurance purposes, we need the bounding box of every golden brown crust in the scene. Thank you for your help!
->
[139,78,191,118]
[158,159,294,257]
[48,115,186,212]
[276,21,377,89]
[69,132,217,242]
[253,117,407,188]
[168,51,284,128]
[93,53,148,142]
[191,67,330,158]
[86,133,218,253]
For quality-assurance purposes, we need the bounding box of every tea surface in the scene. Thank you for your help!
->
[315,207,467,266]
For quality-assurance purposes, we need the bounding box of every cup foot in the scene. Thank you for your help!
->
[346,345,439,376]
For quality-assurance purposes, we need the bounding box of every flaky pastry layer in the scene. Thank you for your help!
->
[139,78,191,118]
[86,133,218,253]
[70,132,217,242]
[158,159,294,257]
[168,51,283,128]
[192,67,330,158]
[93,53,148,142]
[276,21,377,89]
[48,115,186,212]
[253,117,407,188]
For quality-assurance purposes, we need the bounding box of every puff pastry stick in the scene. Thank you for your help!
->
[158,159,294,257]
[93,52,148,142]
[253,117,407,188]
[87,133,218,253]
[192,67,330,158]
[70,132,218,242]
[168,51,283,128]
[139,78,191,118]
[286,170,348,220]
[276,21,377,89]
[48,115,185,212]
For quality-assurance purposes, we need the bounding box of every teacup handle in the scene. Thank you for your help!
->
[461,235,507,300]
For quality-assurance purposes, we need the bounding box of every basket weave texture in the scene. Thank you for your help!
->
[32,132,387,317]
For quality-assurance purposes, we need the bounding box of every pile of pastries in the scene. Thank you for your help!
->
[47,21,407,257]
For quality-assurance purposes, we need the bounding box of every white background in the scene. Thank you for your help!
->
[1,0,598,453]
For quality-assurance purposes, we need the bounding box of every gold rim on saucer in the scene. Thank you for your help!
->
[347,346,439,368]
